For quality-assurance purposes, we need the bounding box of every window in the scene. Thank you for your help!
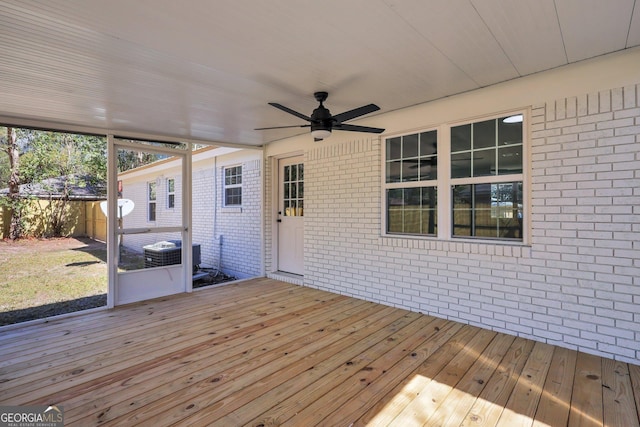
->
[384,112,525,241]
[167,178,175,209]
[224,165,242,206]
[385,130,438,235]
[148,181,156,221]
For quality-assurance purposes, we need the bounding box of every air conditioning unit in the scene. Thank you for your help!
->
[143,240,201,272]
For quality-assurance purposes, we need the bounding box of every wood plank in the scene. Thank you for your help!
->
[192,311,422,427]
[102,305,406,425]
[318,320,465,427]
[388,327,498,425]
[568,351,603,427]
[0,278,637,427]
[64,297,372,424]
[244,315,446,427]
[460,337,536,427]
[602,358,640,427]
[355,324,483,426]
[66,297,375,425]
[279,317,452,427]
[533,346,578,427]
[496,341,555,427]
[630,364,640,423]
[0,279,294,359]
[2,287,338,403]
[421,333,516,426]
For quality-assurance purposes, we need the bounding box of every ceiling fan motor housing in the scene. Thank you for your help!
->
[311,104,333,132]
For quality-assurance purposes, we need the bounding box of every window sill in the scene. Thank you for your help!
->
[381,233,531,247]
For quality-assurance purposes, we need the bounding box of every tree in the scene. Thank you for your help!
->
[18,130,107,237]
[1,127,25,239]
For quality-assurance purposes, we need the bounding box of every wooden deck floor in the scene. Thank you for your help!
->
[1,278,639,426]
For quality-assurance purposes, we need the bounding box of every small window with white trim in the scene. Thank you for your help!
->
[148,181,156,222]
[224,165,242,206]
[167,178,175,209]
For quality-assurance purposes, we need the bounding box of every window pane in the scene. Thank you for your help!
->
[452,185,471,236]
[404,187,421,207]
[298,163,304,180]
[402,134,419,158]
[472,148,496,177]
[299,182,304,199]
[387,137,402,160]
[149,203,156,221]
[419,156,437,180]
[168,194,175,209]
[498,118,522,146]
[291,182,297,198]
[284,165,290,181]
[403,209,421,234]
[291,164,297,181]
[402,159,419,182]
[451,124,471,152]
[474,183,495,237]
[148,182,156,200]
[473,119,496,149]
[387,160,402,183]
[452,182,523,239]
[284,183,290,199]
[168,179,175,192]
[498,145,522,174]
[387,189,403,233]
[421,187,437,235]
[451,153,471,178]
[420,131,437,156]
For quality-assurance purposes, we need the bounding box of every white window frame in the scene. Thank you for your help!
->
[382,109,530,245]
[223,165,242,207]
[147,181,157,222]
[167,178,175,209]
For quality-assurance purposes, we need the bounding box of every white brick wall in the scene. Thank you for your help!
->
[121,150,262,279]
[284,83,640,364]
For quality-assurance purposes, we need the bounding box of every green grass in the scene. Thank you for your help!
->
[0,237,143,326]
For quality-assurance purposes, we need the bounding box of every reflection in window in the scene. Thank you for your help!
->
[283,163,304,216]
[452,182,523,239]
[387,187,437,235]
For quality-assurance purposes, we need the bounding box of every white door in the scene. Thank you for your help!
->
[278,157,304,275]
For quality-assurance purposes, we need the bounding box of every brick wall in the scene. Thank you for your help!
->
[297,84,640,363]
[122,150,262,279]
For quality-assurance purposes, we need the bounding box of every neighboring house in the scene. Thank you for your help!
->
[118,146,262,279]
[0,175,106,201]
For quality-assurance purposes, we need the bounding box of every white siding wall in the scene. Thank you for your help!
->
[293,84,640,364]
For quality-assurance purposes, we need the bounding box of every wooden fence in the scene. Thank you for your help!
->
[0,200,106,241]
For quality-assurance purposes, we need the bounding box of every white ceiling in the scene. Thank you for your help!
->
[0,0,638,146]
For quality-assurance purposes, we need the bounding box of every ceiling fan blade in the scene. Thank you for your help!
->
[332,104,380,123]
[335,123,385,134]
[254,124,310,130]
[269,103,312,122]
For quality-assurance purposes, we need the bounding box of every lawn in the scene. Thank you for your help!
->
[0,237,140,326]
[0,237,235,326]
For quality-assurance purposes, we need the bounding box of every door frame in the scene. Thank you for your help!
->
[270,151,304,276]
[107,136,193,307]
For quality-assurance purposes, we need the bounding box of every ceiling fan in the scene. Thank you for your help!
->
[255,91,385,141]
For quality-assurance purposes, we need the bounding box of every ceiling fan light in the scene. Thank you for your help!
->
[311,129,331,139]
